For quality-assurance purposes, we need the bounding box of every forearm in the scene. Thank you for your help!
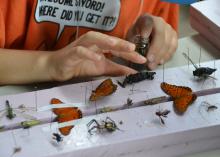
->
[0,49,52,85]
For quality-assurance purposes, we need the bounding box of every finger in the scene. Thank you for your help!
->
[102,50,146,64]
[73,46,103,61]
[147,17,165,65]
[126,14,153,42]
[134,14,153,38]
[74,31,136,52]
[103,59,137,76]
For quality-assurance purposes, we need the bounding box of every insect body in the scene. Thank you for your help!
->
[155,109,171,125]
[87,117,119,135]
[183,53,216,78]
[124,98,133,108]
[99,107,115,113]
[53,133,63,142]
[201,101,218,112]
[118,71,156,88]
[6,100,16,120]
[21,120,41,129]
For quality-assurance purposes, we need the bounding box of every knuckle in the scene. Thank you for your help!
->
[84,31,96,38]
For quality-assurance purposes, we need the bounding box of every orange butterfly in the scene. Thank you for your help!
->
[89,79,117,101]
[160,82,197,114]
[51,98,82,136]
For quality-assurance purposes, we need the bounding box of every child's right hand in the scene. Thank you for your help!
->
[47,31,146,81]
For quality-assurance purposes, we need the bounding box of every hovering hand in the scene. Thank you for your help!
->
[47,31,147,81]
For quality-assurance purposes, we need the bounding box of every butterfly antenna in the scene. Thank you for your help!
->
[182,52,198,69]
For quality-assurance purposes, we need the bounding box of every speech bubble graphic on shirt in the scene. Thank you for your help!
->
[35,0,121,40]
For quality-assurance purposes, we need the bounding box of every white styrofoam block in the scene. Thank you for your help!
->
[1,93,220,157]
[0,60,219,130]
[190,0,220,50]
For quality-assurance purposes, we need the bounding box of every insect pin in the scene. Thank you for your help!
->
[87,117,120,135]
[6,100,16,120]
[182,53,216,79]
[53,133,63,143]
[117,71,156,88]
[155,109,171,125]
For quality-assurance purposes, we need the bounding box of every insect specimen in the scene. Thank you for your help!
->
[5,100,16,119]
[155,109,171,125]
[11,147,22,157]
[53,133,63,142]
[161,82,197,115]
[200,101,218,112]
[182,53,217,78]
[117,71,156,88]
[144,96,168,105]
[124,98,133,108]
[0,100,37,121]
[51,98,82,136]
[87,117,120,135]
[119,120,123,125]
[20,120,41,129]
[207,105,218,112]
[89,79,117,101]
[99,107,115,113]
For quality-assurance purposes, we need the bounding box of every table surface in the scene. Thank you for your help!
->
[0,34,220,157]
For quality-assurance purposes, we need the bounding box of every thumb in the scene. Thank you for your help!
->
[127,14,153,42]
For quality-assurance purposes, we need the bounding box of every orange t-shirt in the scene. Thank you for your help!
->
[0,0,179,50]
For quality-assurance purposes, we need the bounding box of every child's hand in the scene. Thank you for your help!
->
[126,14,178,70]
[48,31,146,81]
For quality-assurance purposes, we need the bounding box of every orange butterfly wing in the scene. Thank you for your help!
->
[89,79,117,101]
[161,82,197,114]
[161,82,193,98]
[51,98,82,136]
[174,94,197,114]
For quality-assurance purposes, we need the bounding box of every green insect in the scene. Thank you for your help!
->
[0,100,36,121]
[99,107,115,113]
[21,120,41,129]
[6,100,16,120]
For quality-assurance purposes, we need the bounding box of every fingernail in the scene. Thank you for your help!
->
[139,55,147,63]
[148,54,155,62]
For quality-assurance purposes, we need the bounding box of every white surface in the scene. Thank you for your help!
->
[191,0,220,27]
[0,59,220,157]
[190,0,220,50]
